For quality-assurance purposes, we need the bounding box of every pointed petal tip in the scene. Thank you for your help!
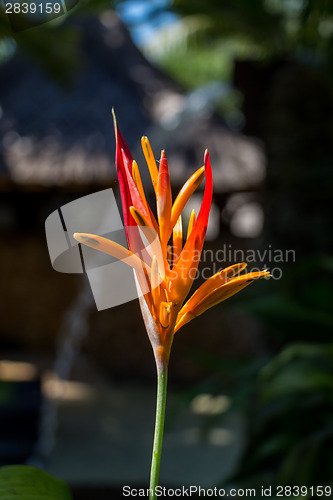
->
[141,136,149,149]
[112,108,117,129]
[73,233,99,247]
[159,150,168,169]
[73,232,86,243]
[129,206,146,226]
[204,149,209,163]
[141,136,159,188]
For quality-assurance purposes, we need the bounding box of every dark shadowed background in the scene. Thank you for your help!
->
[0,1,332,498]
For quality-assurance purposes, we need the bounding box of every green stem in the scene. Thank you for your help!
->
[149,363,168,499]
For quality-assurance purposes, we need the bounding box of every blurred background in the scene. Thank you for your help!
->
[0,0,332,498]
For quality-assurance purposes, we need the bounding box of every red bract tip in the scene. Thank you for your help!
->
[112,111,135,245]
[171,148,213,301]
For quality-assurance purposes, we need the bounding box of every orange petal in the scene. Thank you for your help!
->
[73,232,151,274]
[170,165,205,231]
[172,215,183,266]
[151,256,161,319]
[174,310,195,332]
[187,263,247,303]
[129,206,155,264]
[174,263,246,331]
[156,150,172,254]
[130,207,165,277]
[121,151,156,254]
[130,205,153,228]
[186,209,196,241]
[141,136,158,192]
[121,150,149,220]
[132,160,158,231]
[167,245,173,267]
[175,269,270,332]
[159,301,172,329]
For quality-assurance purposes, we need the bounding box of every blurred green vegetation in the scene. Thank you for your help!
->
[0,4,79,85]
[228,259,333,490]
[154,0,333,89]
[218,342,333,494]
[247,257,333,343]
[0,0,111,85]
[0,465,73,499]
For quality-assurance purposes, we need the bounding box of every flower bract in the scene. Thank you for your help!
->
[74,113,270,367]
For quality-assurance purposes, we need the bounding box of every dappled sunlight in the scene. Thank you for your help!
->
[0,360,38,381]
[42,372,95,402]
[190,393,231,415]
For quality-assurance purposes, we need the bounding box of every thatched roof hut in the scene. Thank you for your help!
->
[0,11,264,193]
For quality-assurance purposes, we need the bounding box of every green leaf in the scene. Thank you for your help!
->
[0,466,72,500]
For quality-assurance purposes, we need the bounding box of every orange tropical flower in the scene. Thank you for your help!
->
[74,114,270,368]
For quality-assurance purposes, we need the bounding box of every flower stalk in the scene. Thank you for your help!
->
[149,363,168,500]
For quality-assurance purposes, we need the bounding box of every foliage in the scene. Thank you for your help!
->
[0,0,111,86]
[140,0,333,91]
[171,0,333,58]
[0,465,72,499]
[0,6,77,85]
[246,257,333,343]
[227,342,333,493]
[223,257,333,490]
